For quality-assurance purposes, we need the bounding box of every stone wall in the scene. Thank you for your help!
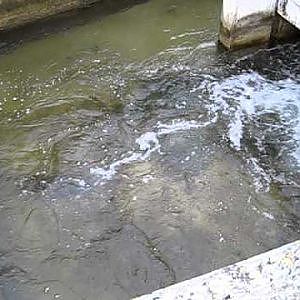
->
[0,0,102,30]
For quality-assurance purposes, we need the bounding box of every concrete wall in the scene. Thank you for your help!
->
[219,0,277,50]
[219,0,300,50]
[0,0,101,31]
[277,0,300,30]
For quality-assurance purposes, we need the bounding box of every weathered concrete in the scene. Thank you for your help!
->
[133,240,300,300]
[0,0,101,30]
[271,12,300,41]
[219,0,300,50]
[219,0,276,50]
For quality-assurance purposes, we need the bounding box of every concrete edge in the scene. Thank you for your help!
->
[133,240,300,300]
[0,0,100,31]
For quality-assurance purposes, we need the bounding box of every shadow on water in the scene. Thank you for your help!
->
[0,0,148,54]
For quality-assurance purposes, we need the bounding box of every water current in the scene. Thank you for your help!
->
[0,0,299,299]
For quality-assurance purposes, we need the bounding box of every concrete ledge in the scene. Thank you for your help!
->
[133,240,300,300]
[0,0,101,31]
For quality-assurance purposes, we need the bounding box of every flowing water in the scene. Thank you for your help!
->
[0,0,299,299]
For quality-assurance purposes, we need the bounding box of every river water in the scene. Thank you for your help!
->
[0,0,299,299]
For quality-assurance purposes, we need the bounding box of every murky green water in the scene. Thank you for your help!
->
[0,0,299,299]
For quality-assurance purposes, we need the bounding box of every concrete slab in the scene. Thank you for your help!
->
[133,240,300,300]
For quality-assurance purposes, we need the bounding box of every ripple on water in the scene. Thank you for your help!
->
[90,118,217,184]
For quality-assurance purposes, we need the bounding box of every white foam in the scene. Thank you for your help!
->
[194,41,216,50]
[228,109,243,150]
[90,152,141,180]
[204,72,300,191]
[90,119,214,183]
[247,153,272,192]
[210,72,300,157]
[262,211,275,220]
[170,31,203,40]
[136,131,160,155]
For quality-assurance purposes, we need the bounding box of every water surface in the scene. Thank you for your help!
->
[0,0,299,299]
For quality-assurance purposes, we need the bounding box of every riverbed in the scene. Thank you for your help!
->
[0,0,299,299]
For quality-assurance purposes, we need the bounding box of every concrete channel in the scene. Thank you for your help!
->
[0,1,299,300]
